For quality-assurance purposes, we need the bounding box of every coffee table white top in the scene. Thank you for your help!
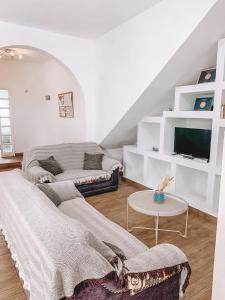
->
[128,190,188,217]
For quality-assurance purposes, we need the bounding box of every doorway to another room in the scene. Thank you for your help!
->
[0,89,14,157]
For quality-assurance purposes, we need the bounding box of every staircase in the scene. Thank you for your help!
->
[123,37,225,218]
[99,0,224,149]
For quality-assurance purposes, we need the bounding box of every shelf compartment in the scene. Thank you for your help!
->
[137,121,160,151]
[176,90,215,112]
[171,155,210,172]
[124,150,144,184]
[145,157,172,191]
[163,117,212,156]
[212,174,221,215]
[216,127,225,167]
[175,165,208,210]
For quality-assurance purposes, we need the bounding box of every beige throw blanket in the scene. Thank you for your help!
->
[0,170,117,300]
[0,169,189,299]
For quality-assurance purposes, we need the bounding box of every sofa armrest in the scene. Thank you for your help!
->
[124,243,190,297]
[27,166,56,184]
[48,181,83,202]
[102,156,123,172]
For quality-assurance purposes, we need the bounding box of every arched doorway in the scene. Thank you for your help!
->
[0,46,86,157]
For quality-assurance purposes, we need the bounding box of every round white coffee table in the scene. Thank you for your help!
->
[127,190,188,245]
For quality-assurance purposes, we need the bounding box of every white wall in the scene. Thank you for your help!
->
[0,21,95,140]
[95,0,217,143]
[0,1,218,145]
[0,59,86,152]
[43,59,86,146]
[212,135,225,299]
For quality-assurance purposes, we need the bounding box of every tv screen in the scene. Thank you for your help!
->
[174,127,212,160]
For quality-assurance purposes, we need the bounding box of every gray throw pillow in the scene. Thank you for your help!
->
[38,156,62,175]
[83,153,104,170]
[36,183,61,207]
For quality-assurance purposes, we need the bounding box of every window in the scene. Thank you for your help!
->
[0,90,14,157]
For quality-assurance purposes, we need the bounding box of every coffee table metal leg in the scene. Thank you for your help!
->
[126,201,188,242]
[155,214,159,245]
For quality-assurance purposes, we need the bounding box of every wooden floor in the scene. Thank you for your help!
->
[0,178,216,299]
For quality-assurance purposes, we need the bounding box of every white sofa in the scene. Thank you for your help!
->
[0,169,191,300]
[22,142,122,196]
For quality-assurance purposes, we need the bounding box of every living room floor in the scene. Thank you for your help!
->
[0,178,216,300]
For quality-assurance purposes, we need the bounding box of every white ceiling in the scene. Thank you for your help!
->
[0,0,162,39]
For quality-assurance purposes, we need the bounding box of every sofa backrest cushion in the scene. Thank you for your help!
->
[36,183,62,206]
[23,142,103,171]
[38,156,63,175]
[83,153,104,170]
[48,180,83,202]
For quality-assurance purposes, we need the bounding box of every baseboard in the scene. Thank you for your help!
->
[121,177,148,190]
[122,177,217,223]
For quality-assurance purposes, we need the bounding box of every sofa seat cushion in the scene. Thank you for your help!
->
[55,169,112,185]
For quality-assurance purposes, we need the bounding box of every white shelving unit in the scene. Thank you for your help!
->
[123,38,225,217]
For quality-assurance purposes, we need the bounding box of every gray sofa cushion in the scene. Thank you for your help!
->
[36,183,61,206]
[83,153,104,170]
[38,156,62,175]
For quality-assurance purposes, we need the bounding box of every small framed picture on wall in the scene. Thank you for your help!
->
[58,91,74,118]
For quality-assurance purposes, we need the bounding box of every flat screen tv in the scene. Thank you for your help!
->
[174,127,212,161]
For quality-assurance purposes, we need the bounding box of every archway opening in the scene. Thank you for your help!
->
[0,46,86,157]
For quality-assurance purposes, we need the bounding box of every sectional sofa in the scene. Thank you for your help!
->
[0,169,191,300]
[22,142,122,196]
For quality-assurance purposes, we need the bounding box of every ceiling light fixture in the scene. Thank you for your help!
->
[0,48,23,60]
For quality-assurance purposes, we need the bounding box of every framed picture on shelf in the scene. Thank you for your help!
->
[58,91,74,118]
[194,97,213,111]
[197,67,216,84]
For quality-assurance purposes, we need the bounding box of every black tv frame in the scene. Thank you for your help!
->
[174,127,212,162]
